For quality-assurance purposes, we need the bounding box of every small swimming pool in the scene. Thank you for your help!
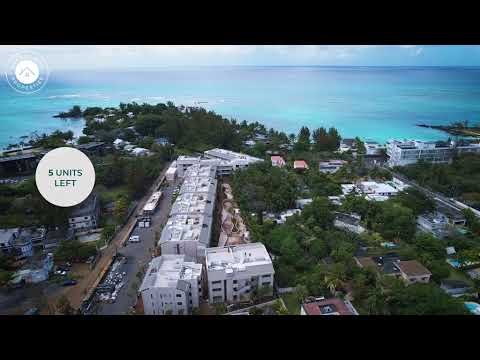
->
[446,259,461,268]
[464,302,480,315]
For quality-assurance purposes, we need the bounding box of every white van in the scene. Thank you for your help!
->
[129,235,140,243]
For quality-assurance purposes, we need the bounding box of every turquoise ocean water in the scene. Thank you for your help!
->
[1,66,480,149]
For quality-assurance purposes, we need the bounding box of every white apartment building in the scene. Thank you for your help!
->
[203,148,263,176]
[357,181,398,197]
[170,192,215,218]
[177,149,262,177]
[139,255,203,315]
[206,243,275,304]
[159,213,213,262]
[386,140,453,167]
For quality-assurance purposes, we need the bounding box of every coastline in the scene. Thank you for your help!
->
[416,123,480,138]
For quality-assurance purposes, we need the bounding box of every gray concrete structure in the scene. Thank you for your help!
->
[206,243,274,304]
[139,255,203,315]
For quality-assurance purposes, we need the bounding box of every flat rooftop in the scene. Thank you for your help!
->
[160,213,212,245]
[183,163,217,179]
[206,243,273,272]
[204,148,262,163]
[170,192,215,216]
[139,255,202,291]
[180,176,217,195]
[302,298,358,315]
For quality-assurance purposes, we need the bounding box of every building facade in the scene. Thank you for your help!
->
[68,194,100,232]
[139,255,203,315]
[206,243,275,304]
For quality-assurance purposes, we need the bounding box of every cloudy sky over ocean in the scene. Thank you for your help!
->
[1,45,480,70]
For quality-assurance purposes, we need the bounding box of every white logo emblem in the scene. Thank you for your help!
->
[5,51,49,94]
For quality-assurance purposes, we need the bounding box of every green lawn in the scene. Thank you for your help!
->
[446,267,474,286]
[280,292,301,315]
[96,185,129,204]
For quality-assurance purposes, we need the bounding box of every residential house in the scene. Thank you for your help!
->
[113,138,126,149]
[338,138,357,153]
[300,298,359,315]
[355,253,402,278]
[295,198,313,209]
[131,147,150,157]
[206,243,274,304]
[68,194,100,233]
[440,280,477,298]
[243,140,256,147]
[293,160,309,171]
[271,155,286,168]
[334,213,366,234]
[139,255,203,315]
[467,268,480,280]
[395,260,431,284]
[417,212,451,238]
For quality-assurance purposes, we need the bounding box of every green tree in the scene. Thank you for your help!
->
[294,126,311,152]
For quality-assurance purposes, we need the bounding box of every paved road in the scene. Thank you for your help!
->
[387,168,480,217]
[96,177,180,315]
[65,162,172,310]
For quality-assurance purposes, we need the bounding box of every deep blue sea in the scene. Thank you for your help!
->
[2,66,480,149]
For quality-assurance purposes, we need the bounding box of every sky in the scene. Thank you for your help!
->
[0,45,479,71]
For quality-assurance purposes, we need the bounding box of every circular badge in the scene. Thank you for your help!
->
[35,147,96,207]
[5,51,50,94]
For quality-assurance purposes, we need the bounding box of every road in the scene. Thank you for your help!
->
[386,168,480,218]
[64,161,173,310]
[96,177,180,314]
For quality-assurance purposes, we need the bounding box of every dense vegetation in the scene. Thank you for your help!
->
[0,179,71,228]
[395,154,480,209]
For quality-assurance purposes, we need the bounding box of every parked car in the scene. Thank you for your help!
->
[61,279,77,286]
[129,235,140,243]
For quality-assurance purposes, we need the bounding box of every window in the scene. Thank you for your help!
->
[213,288,222,292]
[151,294,153,299]
[262,274,271,278]
[212,280,221,285]
[233,287,237,292]
[233,280,237,284]
[177,302,183,306]
[176,294,182,298]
